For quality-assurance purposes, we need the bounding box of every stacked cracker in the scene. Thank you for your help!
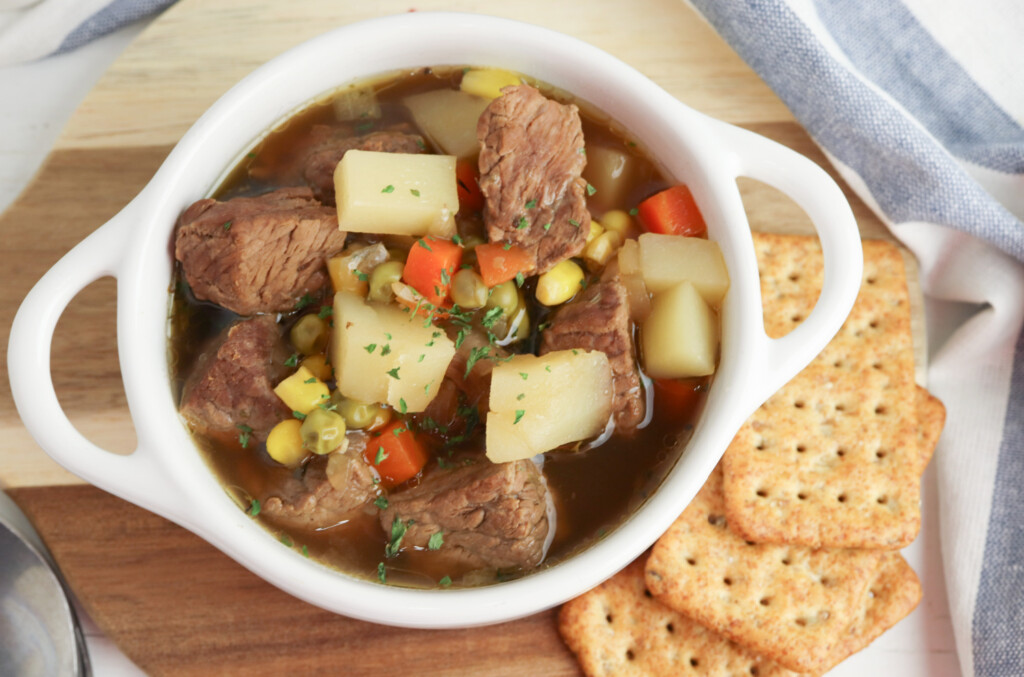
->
[559,233,946,675]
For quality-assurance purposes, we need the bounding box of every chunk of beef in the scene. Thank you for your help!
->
[380,459,549,571]
[477,85,590,274]
[179,316,290,440]
[303,125,426,204]
[540,272,645,433]
[262,450,376,530]
[175,187,346,315]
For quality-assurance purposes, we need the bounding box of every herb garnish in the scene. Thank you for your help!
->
[387,366,401,379]
[318,305,333,319]
[398,398,408,414]
[586,183,597,196]
[247,498,260,516]
[280,534,293,547]
[515,272,525,287]
[439,575,452,587]
[222,220,233,231]
[382,184,395,193]
[364,343,377,353]
[417,239,433,252]
[236,423,253,448]
[385,517,408,558]
[374,496,389,510]
[464,345,491,378]
[374,446,388,465]
[525,199,537,209]
[294,294,314,311]
[293,410,307,420]
[284,353,299,367]
[516,217,529,230]
[569,219,580,228]
[428,532,444,550]
[514,410,525,424]
[543,222,552,231]
[378,562,387,583]
[628,207,639,216]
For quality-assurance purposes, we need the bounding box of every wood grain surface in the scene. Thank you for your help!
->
[0,0,925,674]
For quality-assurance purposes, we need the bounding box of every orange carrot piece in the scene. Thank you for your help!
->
[364,421,430,488]
[636,185,707,237]
[475,242,535,287]
[456,159,485,213]
[402,236,463,306]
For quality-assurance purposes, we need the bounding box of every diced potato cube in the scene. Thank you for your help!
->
[486,350,613,463]
[330,291,455,412]
[638,233,730,305]
[582,145,641,213]
[460,68,522,100]
[274,366,330,414]
[403,89,490,158]
[642,281,718,378]
[332,86,381,122]
[335,150,458,238]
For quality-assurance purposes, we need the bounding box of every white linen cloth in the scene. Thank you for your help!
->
[0,0,174,67]
[688,1,1024,675]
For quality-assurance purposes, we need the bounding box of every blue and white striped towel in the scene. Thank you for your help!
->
[0,0,174,67]
[689,1,1024,675]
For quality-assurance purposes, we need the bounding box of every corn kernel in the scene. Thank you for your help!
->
[266,419,308,467]
[327,256,368,296]
[460,68,522,100]
[536,260,585,306]
[301,354,333,382]
[274,366,330,414]
[585,231,624,270]
[600,210,635,238]
[586,220,604,245]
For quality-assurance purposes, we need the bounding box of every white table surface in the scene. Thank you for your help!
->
[0,19,963,677]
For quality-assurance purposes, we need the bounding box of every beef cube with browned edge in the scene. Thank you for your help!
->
[380,459,550,571]
[540,272,645,433]
[175,187,346,316]
[262,452,377,530]
[477,85,590,274]
[179,316,291,441]
[303,125,426,204]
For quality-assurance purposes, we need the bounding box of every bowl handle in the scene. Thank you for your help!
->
[713,120,864,412]
[8,206,177,514]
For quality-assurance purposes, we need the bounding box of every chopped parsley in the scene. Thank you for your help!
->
[569,219,580,228]
[284,353,299,367]
[292,410,307,420]
[222,220,233,231]
[452,233,463,246]
[519,372,529,380]
[318,305,333,319]
[380,343,392,356]
[586,183,597,196]
[525,198,538,209]
[364,343,377,353]
[415,138,426,150]
[355,121,375,133]
[392,427,407,437]
[628,207,639,216]
[381,184,395,193]
[374,445,388,466]
[355,270,369,282]
[464,345,491,379]
[303,377,316,384]
[386,366,401,379]
[417,353,425,363]
[502,242,513,251]
[417,239,433,252]
[545,365,552,372]
[481,306,503,328]
[439,575,452,588]
[515,272,525,287]
[236,423,253,448]
[378,562,387,583]
[398,398,408,414]
[374,496,389,510]
[543,222,552,231]
[247,498,260,516]
[517,393,525,401]
[516,216,529,230]
[385,517,408,558]
[440,268,451,285]
[410,188,421,197]
[280,534,293,547]
[428,532,444,550]
[514,410,525,424]
[301,545,310,558]
[578,147,586,155]
[294,294,314,311]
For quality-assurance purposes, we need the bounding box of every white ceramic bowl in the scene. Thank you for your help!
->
[8,12,862,628]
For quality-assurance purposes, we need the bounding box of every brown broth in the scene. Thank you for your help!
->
[169,67,705,588]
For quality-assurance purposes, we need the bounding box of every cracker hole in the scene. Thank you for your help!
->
[750,668,760,676]
[708,514,726,527]
[837,448,846,458]
[876,449,887,459]
[837,494,848,503]
[794,401,805,409]
[745,540,756,546]
[869,320,879,329]
[791,314,803,323]
[875,405,887,415]
[833,360,843,368]
[866,276,876,285]
[835,403,846,412]
[820,577,831,586]
[760,597,771,606]
[626,649,635,661]
[877,496,889,505]
[666,623,675,634]
[686,558,697,566]
[723,577,733,586]
[796,444,806,453]
[872,361,883,370]
[606,614,613,624]
[690,658,700,667]
[797,492,807,500]
[781,557,791,566]
[756,489,768,498]
[755,440,765,450]
[795,618,807,627]
[644,588,653,598]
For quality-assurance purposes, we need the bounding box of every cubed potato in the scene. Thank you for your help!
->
[335,150,458,238]
[582,145,641,213]
[274,366,330,414]
[330,291,455,412]
[332,86,381,122]
[403,89,490,159]
[486,350,613,463]
[641,281,718,378]
[460,68,522,100]
[638,233,730,305]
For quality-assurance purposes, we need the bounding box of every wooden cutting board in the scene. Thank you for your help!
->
[0,0,924,674]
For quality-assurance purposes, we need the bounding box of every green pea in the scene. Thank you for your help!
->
[290,314,328,355]
[300,408,348,455]
[450,269,488,309]
[337,397,391,430]
[486,280,519,318]
[368,260,405,303]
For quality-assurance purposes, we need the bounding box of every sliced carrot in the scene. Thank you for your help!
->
[364,421,430,488]
[636,185,706,237]
[653,377,706,422]
[402,236,463,306]
[456,159,485,213]
[475,242,535,287]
